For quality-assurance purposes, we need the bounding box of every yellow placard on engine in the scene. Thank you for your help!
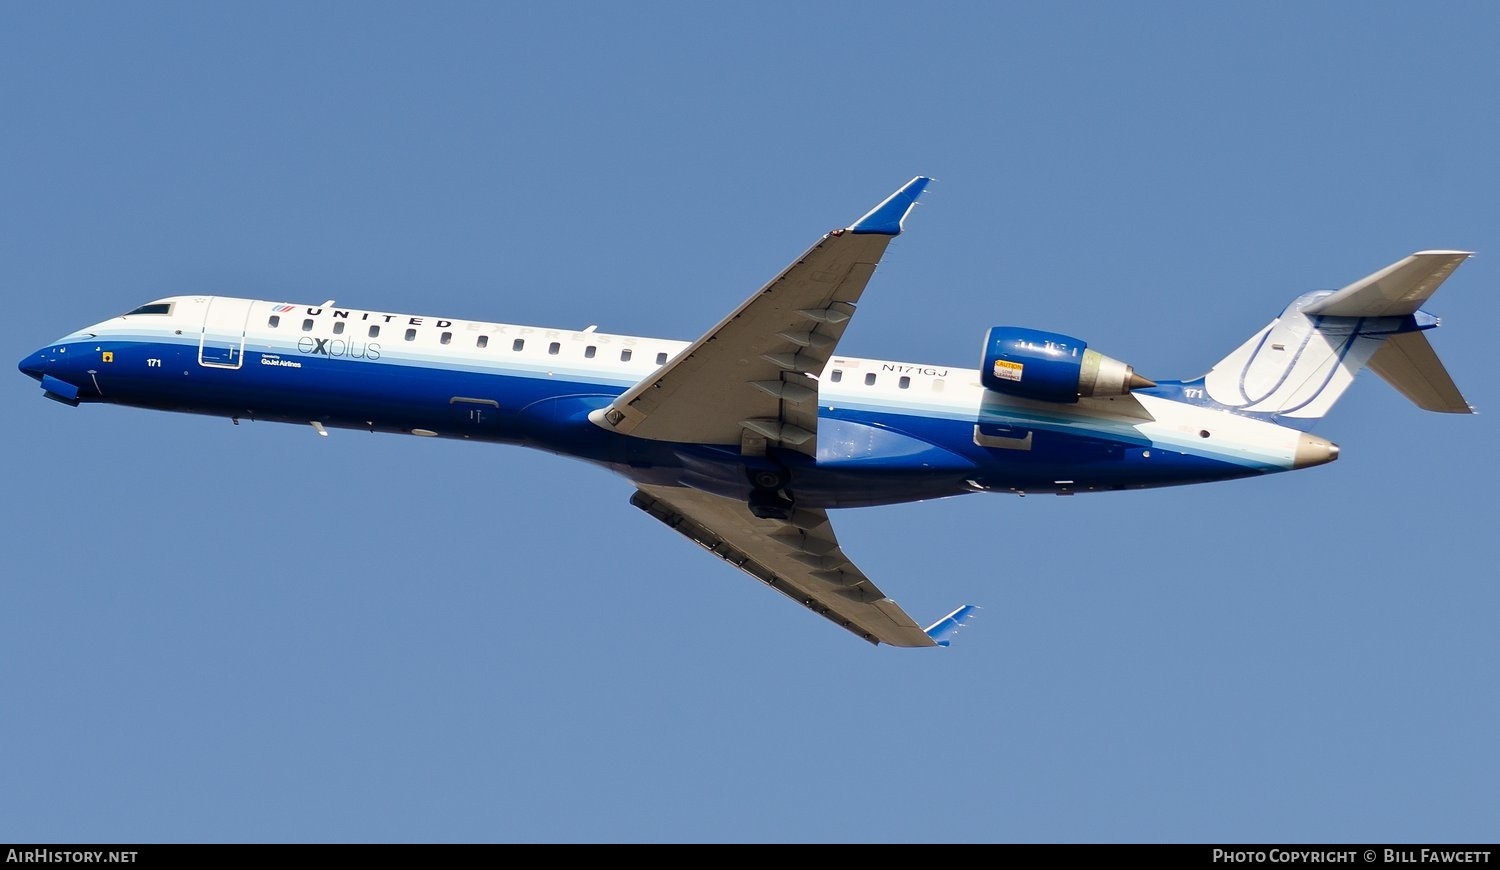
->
[101,351,114,363]
[993,359,1023,382]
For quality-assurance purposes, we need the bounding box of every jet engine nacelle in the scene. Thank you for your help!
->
[981,326,1153,403]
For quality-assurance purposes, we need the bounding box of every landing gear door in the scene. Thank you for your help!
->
[199,297,254,369]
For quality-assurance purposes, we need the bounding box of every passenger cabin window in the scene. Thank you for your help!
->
[268,315,280,328]
[332,321,345,335]
[440,331,452,345]
[864,373,877,386]
[548,342,561,355]
[584,345,596,359]
[899,376,911,389]
[513,339,525,351]
[477,335,489,349]
[369,325,380,338]
[302,319,314,332]
[829,369,842,383]
[126,303,172,315]
[404,328,417,341]
[656,352,668,365]
[620,349,633,362]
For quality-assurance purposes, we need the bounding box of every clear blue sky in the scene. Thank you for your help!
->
[4,2,1497,844]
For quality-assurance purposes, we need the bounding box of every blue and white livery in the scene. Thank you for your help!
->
[18,177,1473,648]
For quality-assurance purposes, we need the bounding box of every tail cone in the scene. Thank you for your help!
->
[1293,434,1340,469]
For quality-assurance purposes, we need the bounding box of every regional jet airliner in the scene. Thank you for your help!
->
[19,177,1473,647]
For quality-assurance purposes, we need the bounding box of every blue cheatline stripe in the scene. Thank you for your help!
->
[60,336,1279,492]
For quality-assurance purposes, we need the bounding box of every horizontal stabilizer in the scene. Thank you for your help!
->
[1303,250,1471,317]
[1366,332,1474,413]
[924,604,980,648]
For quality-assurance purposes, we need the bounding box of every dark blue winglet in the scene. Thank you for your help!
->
[849,176,931,235]
[924,604,979,648]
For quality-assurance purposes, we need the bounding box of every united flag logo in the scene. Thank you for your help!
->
[272,304,296,312]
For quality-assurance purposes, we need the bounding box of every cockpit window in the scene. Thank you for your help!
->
[125,302,172,316]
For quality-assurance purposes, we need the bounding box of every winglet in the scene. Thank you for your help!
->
[848,176,932,235]
[923,604,980,648]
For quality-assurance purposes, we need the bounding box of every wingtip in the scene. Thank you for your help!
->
[848,175,932,236]
[924,603,980,647]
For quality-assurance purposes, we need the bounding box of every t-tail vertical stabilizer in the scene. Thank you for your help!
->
[1182,251,1474,425]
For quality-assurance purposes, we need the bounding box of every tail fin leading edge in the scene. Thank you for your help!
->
[1197,251,1474,423]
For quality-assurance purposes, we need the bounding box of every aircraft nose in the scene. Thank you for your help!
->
[18,348,50,381]
[19,344,89,405]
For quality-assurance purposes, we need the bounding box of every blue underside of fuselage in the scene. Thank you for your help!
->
[25,339,1263,507]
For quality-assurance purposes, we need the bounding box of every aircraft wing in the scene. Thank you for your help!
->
[630,483,975,648]
[588,176,931,458]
